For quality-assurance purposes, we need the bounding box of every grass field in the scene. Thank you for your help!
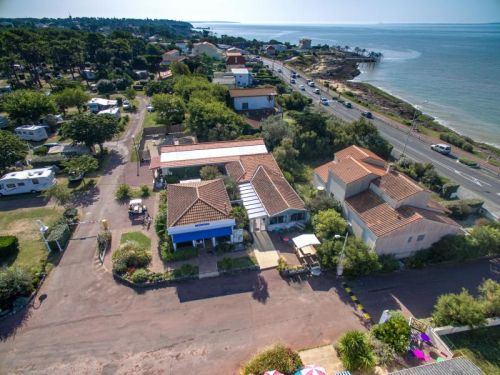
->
[0,207,63,271]
[443,326,500,375]
[120,231,151,251]
[143,111,160,128]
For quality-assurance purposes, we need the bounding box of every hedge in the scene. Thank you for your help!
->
[162,246,198,262]
[0,236,19,261]
[46,222,71,251]
[30,154,68,168]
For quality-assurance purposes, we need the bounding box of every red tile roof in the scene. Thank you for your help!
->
[372,170,424,201]
[159,138,265,154]
[167,179,231,227]
[335,145,385,163]
[226,153,281,183]
[346,190,458,237]
[324,156,386,184]
[229,87,277,98]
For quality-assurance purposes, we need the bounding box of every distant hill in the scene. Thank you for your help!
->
[0,17,194,38]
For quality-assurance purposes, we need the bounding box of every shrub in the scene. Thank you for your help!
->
[219,257,233,271]
[432,288,486,328]
[378,254,400,273]
[163,246,198,262]
[312,209,347,240]
[46,222,71,250]
[305,193,342,214]
[115,183,131,200]
[112,240,151,274]
[441,182,460,199]
[33,146,48,155]
[0,267,34,310]
[215,242,234,254]
[173,263,197,278]
[230,206,249,229]
[277,256,289,273]
[96,79,116,94]
[443,200,471,219]
[342,238,381,278]
[470,224,500,255]
[200,165,220,180]
[140,184,150,197]
[0,236,19,261]
[371,312,411,354]
[478,279,500,317]
[459,157,478,167]
[130,268,149,284]
[97,230,111,255]
[336,330,376,372]
[243,344,303,375]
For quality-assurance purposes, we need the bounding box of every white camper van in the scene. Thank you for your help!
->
[0,168,56,196]
[15,125,48,142]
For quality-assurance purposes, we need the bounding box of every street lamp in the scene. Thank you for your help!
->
[36,219,51,252]
[401,100,428,160]
[335,224,351,277]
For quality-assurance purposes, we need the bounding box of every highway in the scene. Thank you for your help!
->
[260,57,500,219]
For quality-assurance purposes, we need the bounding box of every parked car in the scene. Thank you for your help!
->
[308,81,315,87]
[277,68,282,73]
[344,102,352,108]
[431,144,452,155]
[320,97,329,105]
[314,88,320,94]
[362,111,373,119]
[68,172,84,182]
[299,85,305,91]
[290,78,296,84]
[146,104,155,112]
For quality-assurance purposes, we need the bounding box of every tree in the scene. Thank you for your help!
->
[312,209,347,240]
[0,130,29,173]
[96,79,115,94]
[261,115,293,151]
[224,176,240,201]
[336,330,376,372]
[42,184,73,207]
[280,91,311,111]
[151,94,185,125]
[0,267,34,310]
[61,113,120,153]
[124,87,136,100]
[230,206,249,229]
[62,155,99,185]
[371,312,411,354]
[305,193,342,214]
[112,240,151,274]
[170,61,190,75]
[347,118,393,159]
[478,279,500,318]
[3,90,56,124]
[273,137,299,174]
[342,238,381,278]
[199,165,220,180]
[54,87,90,113]
[432,289,486,328]
[470,224,500,255]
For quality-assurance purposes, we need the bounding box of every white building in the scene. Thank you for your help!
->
[15,125,48,142]
[231,68,252,87]
[87,98,117,113]
[192,41,223,60]
[229,87,277,111]
[0,168,55,196]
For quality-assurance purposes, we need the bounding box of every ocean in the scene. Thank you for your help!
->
[193,23,500,147]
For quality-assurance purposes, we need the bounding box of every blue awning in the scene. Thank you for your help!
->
[171,226,233,243]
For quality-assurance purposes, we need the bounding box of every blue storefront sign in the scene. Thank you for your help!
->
[171,226,233,243]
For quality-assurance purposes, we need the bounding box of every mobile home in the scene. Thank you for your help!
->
[15,125,48,142]
[0,168,56,196]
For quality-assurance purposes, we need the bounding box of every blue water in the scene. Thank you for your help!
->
[194,23,500,147]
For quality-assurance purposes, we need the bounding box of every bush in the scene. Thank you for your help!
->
[131,268,149,284]
[96,79,116,94]
[219,257,233,271]
[336,330,376,372]
[371,312,411,354]
[63,207,79,225]
[378,254,400,273]
[0,267,34,310]
[46,222,71,250]
[459,157,478,167]
[470,224,500,255]
[199,165,220,180]
[0,236,19,261]
[443,200,471,219]
[163,246,198,262]
[115,183,131,200]
[441,182,460,199]
[277,256,289,273]
[33,146,48,155]
[312,209,347,240]
[432,289,486,328]
[243,344,303,375]
[97,230,111,255]
[230,206,249,229]
[478,279,500,317]
[112,240,151,274]
[342,238,381,278]
[140,184,150,197]
[173,263,197,278]
[215,242,234,254]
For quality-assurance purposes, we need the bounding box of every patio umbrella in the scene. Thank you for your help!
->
[264,371,284,375]
[298,365,327,375]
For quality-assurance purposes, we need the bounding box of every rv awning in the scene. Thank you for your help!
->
[292,234,320,249]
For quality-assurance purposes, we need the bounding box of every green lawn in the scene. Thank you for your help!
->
[143,111,160,128]
[218,255,258,271]
[443,326,500,375]
[0,207,63,270]
[120,231,151,251]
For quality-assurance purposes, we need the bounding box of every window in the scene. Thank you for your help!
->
[0,184,3,189]
[32,179,39,185]
[291,212,305,221]
[270,216,284,225]
[242,102,249,110]
[6,183,16,189]
[407,236,412,243]
[417,234,425,242]
[18,182,25,186]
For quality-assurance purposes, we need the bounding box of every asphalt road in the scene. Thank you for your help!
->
[261,57,500,219]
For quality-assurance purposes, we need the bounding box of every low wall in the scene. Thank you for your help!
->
[434,317,500,336]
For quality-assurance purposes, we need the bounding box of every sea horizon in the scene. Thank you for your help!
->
[194,22,500,148]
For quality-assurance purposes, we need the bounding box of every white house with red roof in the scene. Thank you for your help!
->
[314,145,461,257]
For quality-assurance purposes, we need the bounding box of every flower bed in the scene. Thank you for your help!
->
[113,264,199,288]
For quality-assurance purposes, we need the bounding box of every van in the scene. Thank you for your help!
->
[15,125,48,142]
[0,168,56,196]
[431,144,452,155]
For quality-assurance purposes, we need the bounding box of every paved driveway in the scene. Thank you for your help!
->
[349,258,499,321]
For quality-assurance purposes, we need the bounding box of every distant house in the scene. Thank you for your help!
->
[158,70,173,80]
[87,98,117,113]
[167,179,235,251]
[226,52,246,66]
[80,69,97,80]
[229,87,277,111]
[192,41,223,60]
[314,145,461,258]
[231,68,252,87]
[212,72,236,88]
[298,38,312,49]
[262,44,287,56]
[161,49,186,65]
[175,40,190,54]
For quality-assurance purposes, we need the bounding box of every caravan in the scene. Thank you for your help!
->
[15,125,48,142]
[0,168,56,196]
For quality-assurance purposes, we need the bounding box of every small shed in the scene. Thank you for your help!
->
[292,234,320,258]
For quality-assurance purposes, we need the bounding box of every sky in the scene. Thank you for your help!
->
[0,0,499,24]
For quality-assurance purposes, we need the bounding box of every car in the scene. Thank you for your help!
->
[362,111,373,119]
[128,198,147,217]
[68,172,84,182]
[290,78,296,84]
[299,84,305,91]
[296,73,300,78]
[344,102,352,108]
[320,97,329,105]
[431,144,452,155]
[277,68,282,73]
[146,104,155,112]
[314,88,320,94]
[309,263,322,277]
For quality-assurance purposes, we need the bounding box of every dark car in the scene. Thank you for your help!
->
[362,111,373,119]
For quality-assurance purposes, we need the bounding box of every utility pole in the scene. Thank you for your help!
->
[336,231,350,277]
[36,220,52,252]
[401,100,428,160]
[132,137,140,176]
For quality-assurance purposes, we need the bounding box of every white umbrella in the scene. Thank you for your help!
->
[264,371,284,375]
[299,365,327,375]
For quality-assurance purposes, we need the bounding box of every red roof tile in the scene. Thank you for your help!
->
[229,87,277,98]
[372,170,424,201]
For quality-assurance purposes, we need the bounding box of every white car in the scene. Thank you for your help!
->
[314,88,320,94]
[308,81,315,87]
[146,105,155,112]
[431,144,451,155]
[299,85,305,91]
[320,97,329,105]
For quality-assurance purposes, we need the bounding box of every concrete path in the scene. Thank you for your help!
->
[252,231,280,269]
[198,248,219,278]
[299,344,343,374]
